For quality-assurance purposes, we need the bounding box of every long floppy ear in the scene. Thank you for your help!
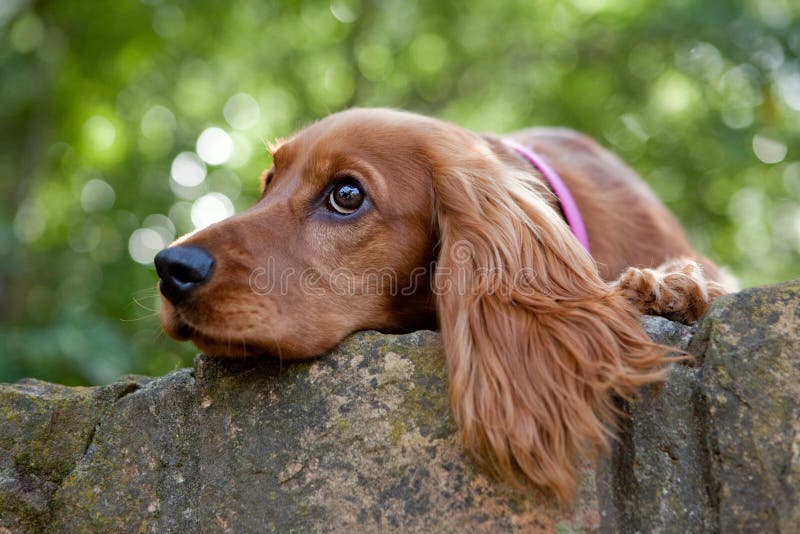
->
[432,142,671,502]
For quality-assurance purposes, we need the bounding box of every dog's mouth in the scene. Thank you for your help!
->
[175,321,195,340]
[165,312,266,358]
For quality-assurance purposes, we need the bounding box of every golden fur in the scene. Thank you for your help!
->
[158,108,727,501]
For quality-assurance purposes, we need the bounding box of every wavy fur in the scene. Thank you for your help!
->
[432,144,673,501]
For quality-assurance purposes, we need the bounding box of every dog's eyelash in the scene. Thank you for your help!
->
[259,169,275,197]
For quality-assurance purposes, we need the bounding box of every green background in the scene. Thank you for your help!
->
[1,0,798,385]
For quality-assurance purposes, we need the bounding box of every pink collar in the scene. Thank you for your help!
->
[502,138,591,253]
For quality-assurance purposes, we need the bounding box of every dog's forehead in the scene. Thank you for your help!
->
[293,109,437,153]
[272,119,408,177]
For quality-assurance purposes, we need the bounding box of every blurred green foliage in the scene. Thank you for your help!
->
[1,0,798,385]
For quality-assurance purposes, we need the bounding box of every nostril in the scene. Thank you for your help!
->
[167,258,210,285]
[154,246,216,304]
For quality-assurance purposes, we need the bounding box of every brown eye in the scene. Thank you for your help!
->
[328,180,364,215]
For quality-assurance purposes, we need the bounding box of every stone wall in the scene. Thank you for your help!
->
[599,280,800,533]
[1,280,797,532]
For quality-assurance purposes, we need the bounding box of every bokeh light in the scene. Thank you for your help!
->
[141,105,177,139]
[152,4,185,39]
[224,93,261,130]
[196,127,234,165]
[83,116,116,150]
[143,214,176,246]
[9,12,43,52]
[170,152,207,187]
[330,0,359,23]
[191,192,235,230]
[753,133,787,164]
[128,227,166,265]
[80,179,116,213]
[13,202,46,244]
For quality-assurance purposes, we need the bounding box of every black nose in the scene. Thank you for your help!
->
[154,246,216,305]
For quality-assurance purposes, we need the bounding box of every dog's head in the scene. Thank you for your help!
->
[156,107,668,500]
[157,109,453,358]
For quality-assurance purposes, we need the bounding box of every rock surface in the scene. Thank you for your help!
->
[0,331,598,533]
[1,280,798,533]
[597,279,800,533]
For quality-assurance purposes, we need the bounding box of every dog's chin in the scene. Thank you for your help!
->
[159,308,252,358]
[161,313,314,361]
[190,334,263,358]
[168,320,269,358]
[159,298,328,360]
[191,333,323,360]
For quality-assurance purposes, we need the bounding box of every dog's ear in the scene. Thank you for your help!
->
[432,146,671,501]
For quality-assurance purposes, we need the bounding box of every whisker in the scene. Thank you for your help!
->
[130,286,160,297]
[120,313,159,323]
[131,295,160,313]
[123,286,162,320]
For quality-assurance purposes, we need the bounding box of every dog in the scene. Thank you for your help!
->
[154,108,728,501]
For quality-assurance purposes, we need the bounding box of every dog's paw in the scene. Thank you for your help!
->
[614,258,726,324]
